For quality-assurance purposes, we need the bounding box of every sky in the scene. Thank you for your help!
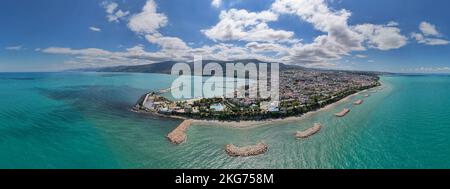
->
[0,0,450,73]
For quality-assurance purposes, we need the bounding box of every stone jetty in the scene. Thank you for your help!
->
[335,108,350,117]
[167,119,193,144]
[225,143,268,157]
[296,123,322,138]
[354,99,364,105]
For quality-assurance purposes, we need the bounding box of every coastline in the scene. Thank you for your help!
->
[190,88,367,128]
[148,85,379,129]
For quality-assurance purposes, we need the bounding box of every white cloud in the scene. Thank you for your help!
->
[412,66,450,73]
[125,0,190,53]
[145,34,189,51]
[268,0,408,65]
[5,45,23,51]
[268,0,371,66]
[44,1,288,68]
[245,42,289,54]
[103,2,129,22]
[386,21,399,27]
[43,0,414,69]
[411,32,424,41]
[128,0,168,34]
[355,54,367,58]
[420,38,449,45]
[193,43,282,62]
[272,0,364,50]
[305,62,336,68]
[41,46,174,67]
[89,27,102,32]
[272,0,350,32]
[42,47,111,56]
[105,2,117,14]
[212,0,222,8]
[411,32,449,46]
[353,23,408,50]
[411,22,449,46]
[202,9,295,43]
[40,42,285,68]
[286,35,353,64]
[419,22,440,36]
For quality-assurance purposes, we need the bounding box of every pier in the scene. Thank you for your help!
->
[158,84,183,94]
[158,87,172,94]
[225,143,268,157]
[167,119,193,144]
[296,123,322,138]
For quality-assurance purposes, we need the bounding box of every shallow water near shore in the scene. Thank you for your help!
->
[1,72,450,168]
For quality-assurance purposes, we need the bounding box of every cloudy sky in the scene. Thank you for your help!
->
[1,0,449,72]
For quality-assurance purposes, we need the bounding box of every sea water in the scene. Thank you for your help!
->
[1,72,450,168]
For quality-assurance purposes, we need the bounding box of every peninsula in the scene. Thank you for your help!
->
[133,68,380,122]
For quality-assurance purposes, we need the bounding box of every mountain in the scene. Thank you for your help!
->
[70,59,386,76]
[71,59,305,75]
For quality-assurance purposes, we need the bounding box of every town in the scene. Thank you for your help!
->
[133,68,380,121]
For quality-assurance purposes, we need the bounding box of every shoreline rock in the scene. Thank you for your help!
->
[167,119,193,144]
[296,123,322,138]
[225,143,268,157]
[354,99,364,105]
[335,108,350,117]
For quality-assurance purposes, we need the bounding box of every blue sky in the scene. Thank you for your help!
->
[0,0,449,73]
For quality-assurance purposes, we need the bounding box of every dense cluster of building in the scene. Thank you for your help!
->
[134,68,380,121]
[279,69,379,104]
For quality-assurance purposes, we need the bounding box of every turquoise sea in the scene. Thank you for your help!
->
[1,72,450,169]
